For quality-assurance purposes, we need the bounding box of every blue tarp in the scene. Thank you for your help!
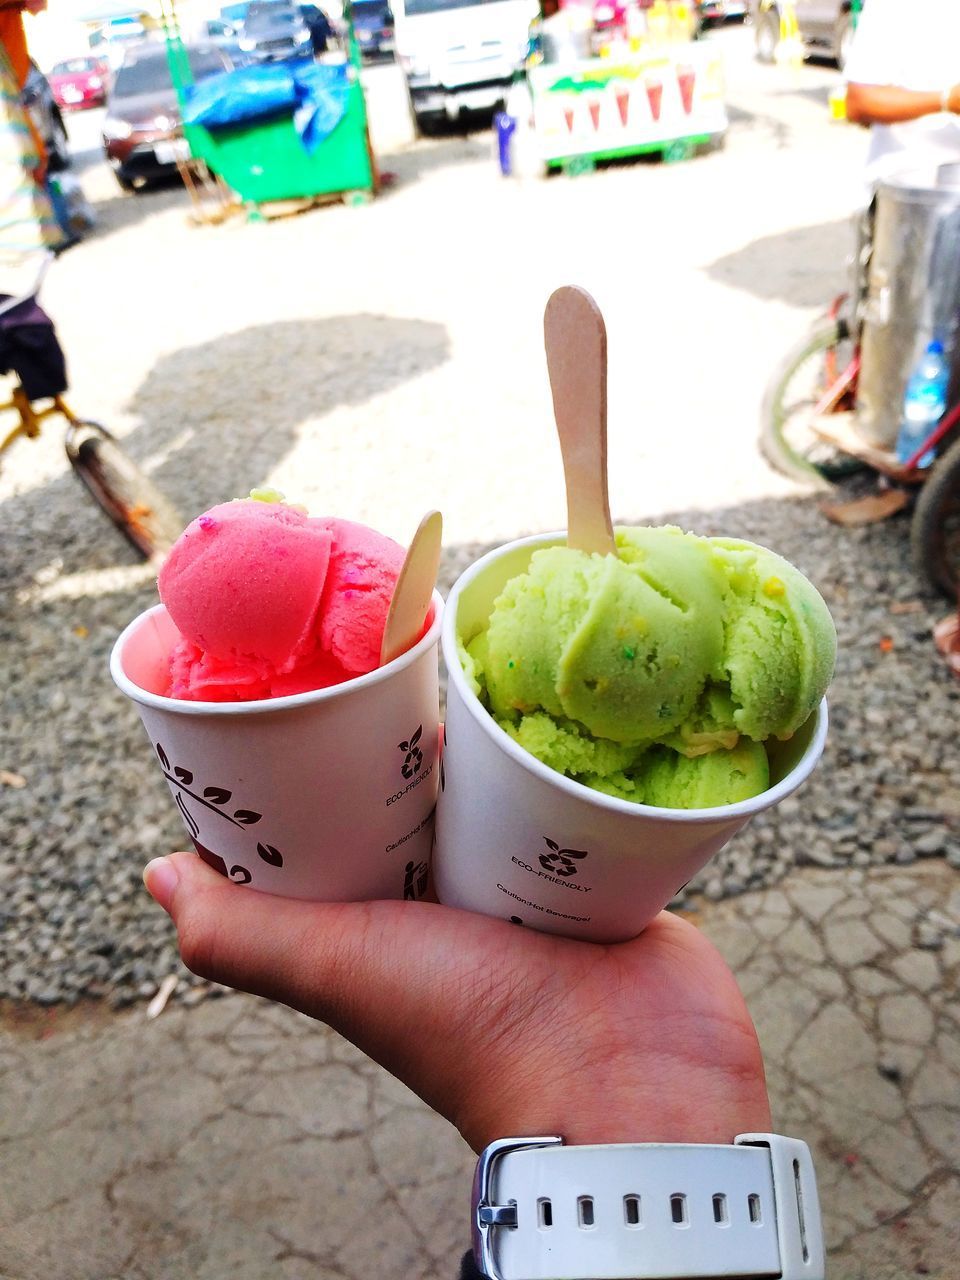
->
[183,61,350,152]
[291,62,350,152]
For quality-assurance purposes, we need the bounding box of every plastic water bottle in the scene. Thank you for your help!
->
[896,340,949,469]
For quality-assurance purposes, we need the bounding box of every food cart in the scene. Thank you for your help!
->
[505,0,727,175]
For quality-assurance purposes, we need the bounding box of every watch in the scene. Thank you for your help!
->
[472,1133,825,1280]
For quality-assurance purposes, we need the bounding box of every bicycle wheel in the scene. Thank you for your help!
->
[65,420,182,560]
[911,434,960,599]
[759,318,864,488]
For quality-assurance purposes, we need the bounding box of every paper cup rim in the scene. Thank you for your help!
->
[111,591,444,716]
[443,532,828,824]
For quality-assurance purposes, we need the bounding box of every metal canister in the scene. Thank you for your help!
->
[857,164,960,447]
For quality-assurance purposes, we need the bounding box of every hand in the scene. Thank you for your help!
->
[145,853,771,1154]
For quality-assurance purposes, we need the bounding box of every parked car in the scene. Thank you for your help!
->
[393,0,536,133]
[101,41,234,192]
[203,19,257,65]
[220,2,253,26]
[238,1,313,60]
[698,1,749,24]
[47,55,109,110]
[22,62,70,173]
[345,0,394,60]
[299,3,337,52]
[205,16,242,39]
[752,0,858,69]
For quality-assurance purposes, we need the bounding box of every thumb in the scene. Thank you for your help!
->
[145,849,459,1020]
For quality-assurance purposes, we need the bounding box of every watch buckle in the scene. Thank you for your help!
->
[474,1136,563,1280]
[736,1132,827,1280]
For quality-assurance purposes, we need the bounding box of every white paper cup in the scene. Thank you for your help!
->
[434,535,828,943]
[111,595,443,902]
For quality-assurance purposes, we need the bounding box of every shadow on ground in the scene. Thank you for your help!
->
[724,80,837,149]
[0,312,451,593]
[778,81,834,107]
[704,216,852,306]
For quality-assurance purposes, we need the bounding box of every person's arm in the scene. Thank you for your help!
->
[144,851,771,1152]
[846,80,960,126]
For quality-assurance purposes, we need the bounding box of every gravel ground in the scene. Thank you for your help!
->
[4,492,959,1008]
[3,27,959,1007]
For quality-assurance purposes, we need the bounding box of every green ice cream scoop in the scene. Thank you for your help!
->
[498,713,769,809]
[463,526,836,810]
[474,527,727,746]
[638,738,770,808]
[709,537,837,742]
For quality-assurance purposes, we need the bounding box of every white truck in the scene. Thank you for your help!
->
[392,0,538,133]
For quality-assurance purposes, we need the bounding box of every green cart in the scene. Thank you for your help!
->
[160,0,375,212]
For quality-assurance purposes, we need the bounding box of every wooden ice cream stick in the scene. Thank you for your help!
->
[380,509,443,666]
[543,285,616,558]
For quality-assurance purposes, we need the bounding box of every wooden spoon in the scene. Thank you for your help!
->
[380,509,443,666]
[543,285,616,557]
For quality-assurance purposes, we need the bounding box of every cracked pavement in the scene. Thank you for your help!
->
[2,861,957,1279]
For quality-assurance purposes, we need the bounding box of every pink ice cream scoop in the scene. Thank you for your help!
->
[158,498,406,701]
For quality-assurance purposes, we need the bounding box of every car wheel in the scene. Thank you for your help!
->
[754,8,780,63]
[835,13,854,71]
[413,111,440,137]
[47,111,70,173]
[114,171,135,193]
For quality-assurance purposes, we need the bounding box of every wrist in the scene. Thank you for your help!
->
[477,1016,770,1152]
[465,1069,771,1153]
[457,970,772,1152]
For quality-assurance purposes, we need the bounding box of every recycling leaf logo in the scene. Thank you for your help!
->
[539,836,587,877]
[399,725,424,779]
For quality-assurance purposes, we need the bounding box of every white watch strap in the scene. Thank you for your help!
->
[473,1133,825,1280]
